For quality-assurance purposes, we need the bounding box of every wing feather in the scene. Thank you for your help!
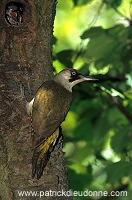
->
[32,80,72,146]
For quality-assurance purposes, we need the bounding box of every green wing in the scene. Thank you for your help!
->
[32,80,72,146]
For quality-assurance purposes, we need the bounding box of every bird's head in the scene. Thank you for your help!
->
[54,68,98,92]
[5,2,23,25]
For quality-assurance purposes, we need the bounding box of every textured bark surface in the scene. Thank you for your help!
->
[0,0,72,199]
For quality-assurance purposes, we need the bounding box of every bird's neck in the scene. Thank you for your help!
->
[53,77,72,92]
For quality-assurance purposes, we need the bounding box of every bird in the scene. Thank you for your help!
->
[26,68,98,179]
[5,1,23,25]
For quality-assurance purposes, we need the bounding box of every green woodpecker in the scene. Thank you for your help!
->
[27,68,97,179]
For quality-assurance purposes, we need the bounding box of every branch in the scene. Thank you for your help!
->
[88,0,105,28]
[104,0,131,22]
[97,75,126,83]
[108,95,132,124]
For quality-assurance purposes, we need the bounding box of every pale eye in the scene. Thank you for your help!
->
[71,71,76,76]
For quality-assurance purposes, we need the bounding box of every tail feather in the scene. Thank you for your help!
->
[32,148,51,179]
[32,129,60,179]
[32,149,40,178]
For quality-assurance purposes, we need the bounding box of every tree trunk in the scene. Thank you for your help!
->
[0,0,72,199]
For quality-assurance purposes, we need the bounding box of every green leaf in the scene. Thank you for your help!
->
[57,50,75,67]
[73,119,93,141]
[87,164,93,175]
[106,161,132,184]
[111,125,130,153]
[73,0,94,6]
[81,26,104,39]
[124,90,132,99]
[52,36,57,45]
[68,169,92,191]
[81,25,129,69]
[106,0,123,8]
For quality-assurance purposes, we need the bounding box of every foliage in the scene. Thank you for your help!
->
[54,0,132,199]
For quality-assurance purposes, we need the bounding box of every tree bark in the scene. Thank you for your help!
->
[0,0,72,199]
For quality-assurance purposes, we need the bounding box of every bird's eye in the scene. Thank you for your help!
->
[71,71,76,76]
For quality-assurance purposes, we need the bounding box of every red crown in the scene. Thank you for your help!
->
[60,68,79,72]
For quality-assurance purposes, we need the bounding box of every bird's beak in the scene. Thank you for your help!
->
[80,75,98,81]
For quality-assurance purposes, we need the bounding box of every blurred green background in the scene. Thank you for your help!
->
[53,0,132,199]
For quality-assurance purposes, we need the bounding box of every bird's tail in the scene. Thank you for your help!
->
[32,129,60,179]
